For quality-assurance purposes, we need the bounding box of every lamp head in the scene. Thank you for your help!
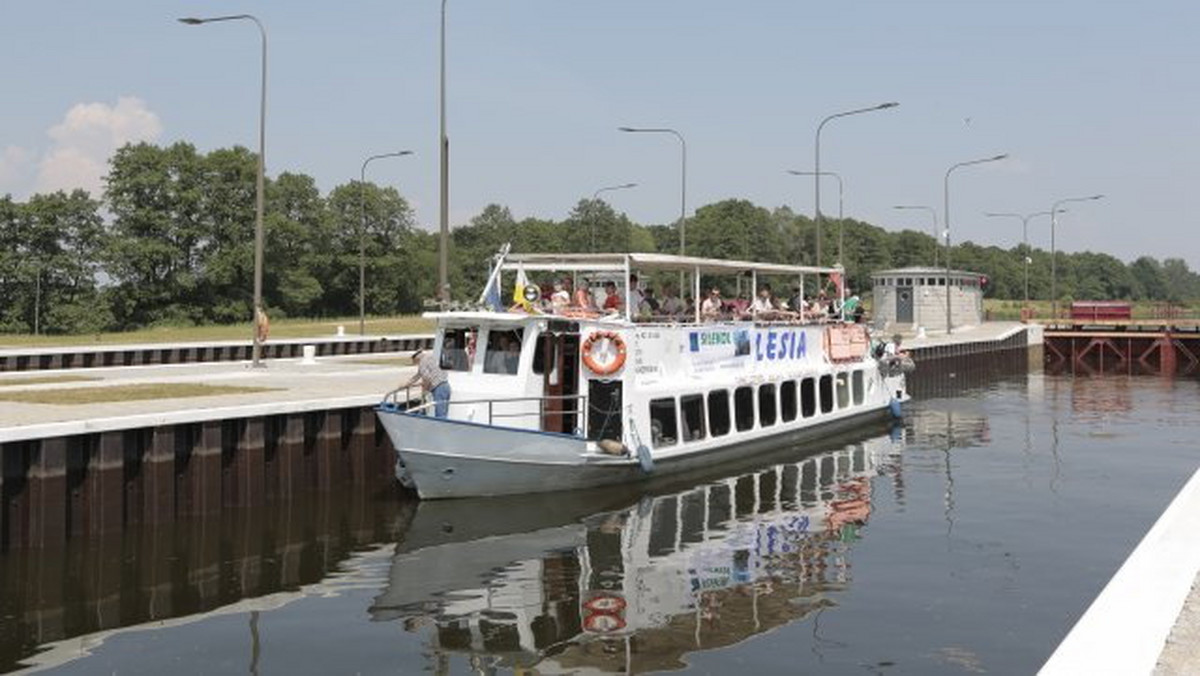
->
[990,154,1009,161]
[878,101,900,109]
[178,17,204,25]
[617,127,637,133]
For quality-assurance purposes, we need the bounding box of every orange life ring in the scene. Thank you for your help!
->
[582,330,627,375]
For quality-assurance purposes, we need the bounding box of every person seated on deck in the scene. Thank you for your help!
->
[659,284,686,319]
[842,289,863,323]
[729,292,751,319]
[788,285,807,316]
[751,284,789,321]
[550,279,572,313]
[700,287,725,321]
[636,287,660,321]
[628,273,645,311]
[503,339,521,373]
[574,278,596,310]
[602,281,623,313]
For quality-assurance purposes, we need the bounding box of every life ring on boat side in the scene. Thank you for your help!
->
[582,330,627,375]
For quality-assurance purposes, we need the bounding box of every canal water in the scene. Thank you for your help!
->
[3,363,1199,674]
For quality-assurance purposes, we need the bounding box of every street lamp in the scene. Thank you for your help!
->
[944,153,1008,334]
[618,127,687,256]
[359,151,414,335]
[438,0,451,302]
[813,102,898,266]
[893,205,940,267]
[788,170,844,265]
[1049,194,1105,321]
[590,183,638,252]
[983,209,1064,305]
[179,14,269,367]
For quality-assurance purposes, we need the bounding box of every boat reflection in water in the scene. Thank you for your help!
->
[371,429,902,673]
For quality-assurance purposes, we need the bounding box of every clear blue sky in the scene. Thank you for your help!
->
[3,1,1198,268]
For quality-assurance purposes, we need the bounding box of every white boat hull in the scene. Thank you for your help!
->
[378,402,895,499]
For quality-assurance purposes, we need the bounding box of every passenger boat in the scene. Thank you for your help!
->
[377,251,911,499]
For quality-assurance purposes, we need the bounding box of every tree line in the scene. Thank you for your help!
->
[1,141,1198,334]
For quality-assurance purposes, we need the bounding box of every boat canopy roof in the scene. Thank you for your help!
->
[502,252,839,276]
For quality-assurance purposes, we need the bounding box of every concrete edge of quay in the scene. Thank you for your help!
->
[0,394,389,444]
[1041,468,1200,675]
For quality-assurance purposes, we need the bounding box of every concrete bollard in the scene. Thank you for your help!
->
[301,345,317,365]
[336,325,345,337]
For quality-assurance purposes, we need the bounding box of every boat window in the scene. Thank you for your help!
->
[680,394,706,442]
[649,398,678,448]
[836,372,850,409]
[440,327,477,371]
[819,374,834,413]
[852,370,865,405]
[483,328,523,375]
[734,386,755,432]
[708,390,731,437]
[758,384,777,427]
[780,380,797,422]
[801,378,816,418]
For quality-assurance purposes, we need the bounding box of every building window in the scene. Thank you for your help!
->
[819,375,834,414]
[852,370,865,406]
[780,380,797,422]
[759,384,777,427]
[440,327,477,371]
[801,378,817,418]
[836,372,850,409]
[708,390,731,437]
[681,395,706,442]
[649,398,677,448]
[734,386,755,432]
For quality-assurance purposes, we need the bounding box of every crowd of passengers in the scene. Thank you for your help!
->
[514,274,864,323]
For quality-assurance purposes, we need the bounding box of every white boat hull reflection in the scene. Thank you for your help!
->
[371,429,904,672]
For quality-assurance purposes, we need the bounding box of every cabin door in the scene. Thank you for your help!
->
[540,327,581,434]
[896,288,914,323]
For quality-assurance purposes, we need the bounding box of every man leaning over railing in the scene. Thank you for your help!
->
[404,349,451,418]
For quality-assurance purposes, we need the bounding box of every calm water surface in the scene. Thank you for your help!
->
[4,366,1199,674]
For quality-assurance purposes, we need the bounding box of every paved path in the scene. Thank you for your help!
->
[896,321,1035,349]
[0,354,417,443]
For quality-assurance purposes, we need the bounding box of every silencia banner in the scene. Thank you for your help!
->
[686,327,752,373]
[752,326,822,367]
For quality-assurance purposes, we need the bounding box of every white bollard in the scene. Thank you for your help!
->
[336,325,345,337]
[301,345,317,365]
[916,326,927,339]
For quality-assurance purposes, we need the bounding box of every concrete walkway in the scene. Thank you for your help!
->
[0,355,417,443]
[895,320,1036,349]
[1042,468,1200,674]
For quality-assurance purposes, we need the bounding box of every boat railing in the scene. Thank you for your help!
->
[381,387,591,436]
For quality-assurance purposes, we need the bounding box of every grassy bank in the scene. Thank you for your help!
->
[0,315,435,349]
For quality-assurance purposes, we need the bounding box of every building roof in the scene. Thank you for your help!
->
[871,267,983,277]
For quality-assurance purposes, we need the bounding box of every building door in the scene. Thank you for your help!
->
[896,288,914,323]
[540,323,581,434]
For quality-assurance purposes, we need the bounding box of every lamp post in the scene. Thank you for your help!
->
[359,151,414,335]
[1049,194,1105,321]
[618,127,686,256]
[788,170,844,265]
[813,102,898,266]
[943,153,1008,334]
[892,205,940,267]
[590,183,637,252]
[179,14,268,367]
[436,0,452,302]
[983,209,1063,305]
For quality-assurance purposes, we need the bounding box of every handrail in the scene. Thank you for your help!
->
[380,389,590,436]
